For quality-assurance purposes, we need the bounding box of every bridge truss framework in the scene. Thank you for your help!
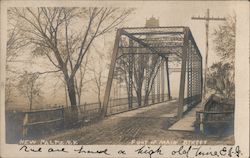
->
[103,26,203,119]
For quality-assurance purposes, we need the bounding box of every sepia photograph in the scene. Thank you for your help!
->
[0,0,249,158]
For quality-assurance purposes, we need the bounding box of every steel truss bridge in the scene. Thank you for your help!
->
[103,26,203,119]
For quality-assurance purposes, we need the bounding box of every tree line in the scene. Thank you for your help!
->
[6,7,134,112]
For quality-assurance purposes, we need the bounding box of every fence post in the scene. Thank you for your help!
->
[84,103,87,116]
[99,102,102,114]
[200,113,204,134]
[22,113,28,138]
[61,106,65,129]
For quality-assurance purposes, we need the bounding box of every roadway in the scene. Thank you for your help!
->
[44,100,234,145]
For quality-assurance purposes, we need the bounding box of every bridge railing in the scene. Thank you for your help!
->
[22,107,64,138]
[194,95,234,136]
[19,95,201,139]
[195,111,234,136]
[21,103,101,139]
[183,94,202,113]
[19,95,170,139]
[107,94,170,115]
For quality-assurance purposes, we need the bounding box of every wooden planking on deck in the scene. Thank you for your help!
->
[110,100,178,118]
[168,104,203,132]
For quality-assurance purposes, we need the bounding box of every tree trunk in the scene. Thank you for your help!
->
[74,77,81,106]
[29,99,32,111]
[64,83,68,106]
[144,91,149,106]
[135,82,143,107]
[98,88,101,111]
[136,90,142,107]
[77,95,81,106]
[127,91,131,109]
[66,77,77,108]
[66,77,78,126]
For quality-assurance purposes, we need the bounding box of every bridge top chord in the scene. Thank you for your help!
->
[117,26,202,60]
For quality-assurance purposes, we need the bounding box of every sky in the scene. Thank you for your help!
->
[124,1,236,67]
[5,1,237,109]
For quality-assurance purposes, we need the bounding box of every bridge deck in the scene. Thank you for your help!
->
[44,101,233,145]
[168,103,203,131]
[45,101,182,144]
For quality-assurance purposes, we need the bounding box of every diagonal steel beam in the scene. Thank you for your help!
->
[102,29,122,117]
[121,29,167,59]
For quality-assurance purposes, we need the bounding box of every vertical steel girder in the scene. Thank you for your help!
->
[145,61,150,105]
[175,28,203,120]
[185,35,202,114]
[161,62,165,101]
[178,28,189,119]
[157,68,161,102]
[165,57,171,100]
[128,39,134,109]
[152,79,155,104]
[187,41,193,109]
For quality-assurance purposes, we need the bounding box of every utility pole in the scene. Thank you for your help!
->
[191,9,225,104]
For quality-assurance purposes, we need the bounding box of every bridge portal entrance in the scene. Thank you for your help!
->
[103,26,203,119]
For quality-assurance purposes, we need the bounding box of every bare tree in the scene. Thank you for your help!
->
[115,38,163,107]
[17,71,43,110]
[74,54,90,105]
[5,77,15,105]
[88,46,109,109]
[91,68,105,109]
[9,7,133,108]
[6,13,29,105]
[142,55,162,105]
[7,11,29,63]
